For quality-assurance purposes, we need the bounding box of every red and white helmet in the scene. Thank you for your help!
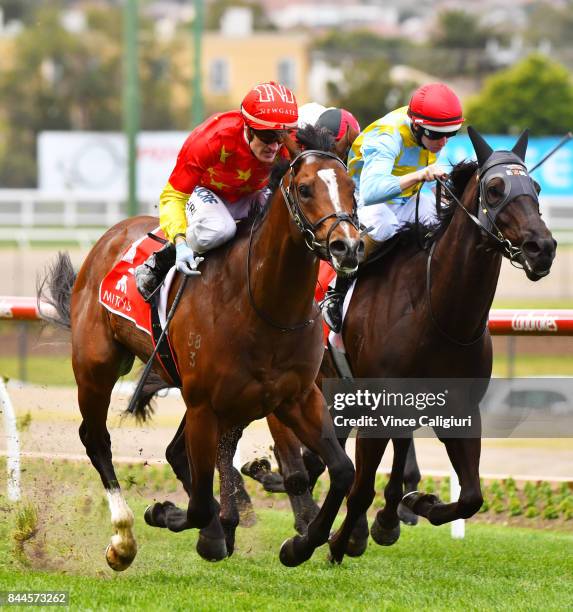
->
[241,81,298,130]
[407,83,464,133]
[316,108,361,141]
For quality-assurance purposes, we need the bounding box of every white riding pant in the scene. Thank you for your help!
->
[185,187,267,254]
[358,191,439,243]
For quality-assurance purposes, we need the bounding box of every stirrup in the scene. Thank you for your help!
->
[320,291,344,334]
[135,265,164,303]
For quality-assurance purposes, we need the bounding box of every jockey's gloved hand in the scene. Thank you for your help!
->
[175,242,203,276]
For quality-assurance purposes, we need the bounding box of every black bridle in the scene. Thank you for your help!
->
[426,153,541,346]
[279,149,360,259]
[247,149,359,332]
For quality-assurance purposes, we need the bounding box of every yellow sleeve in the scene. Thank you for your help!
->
[159,182,192,242]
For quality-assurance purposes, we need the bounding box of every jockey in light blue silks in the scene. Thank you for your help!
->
[322,83,465,333]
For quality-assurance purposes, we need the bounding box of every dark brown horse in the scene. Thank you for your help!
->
[38,127,363,570]
[325,127,556,563]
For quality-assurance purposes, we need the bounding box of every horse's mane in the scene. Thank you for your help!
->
[247,124,337,224]
[426,158,478,245]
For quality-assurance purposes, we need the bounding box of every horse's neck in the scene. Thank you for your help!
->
[250,190,318,325]
[431,181,502,337]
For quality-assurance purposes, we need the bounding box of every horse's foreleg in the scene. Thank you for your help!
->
[77,370,136,571]
[370,437,411,546]
[267,413,320,535]
[184,402,227,560]
[328,436,388,564]
[145,416,191,531]
[276,386,355,567]
[402,437,483,525]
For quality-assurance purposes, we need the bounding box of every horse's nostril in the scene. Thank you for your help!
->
[329,240,347,257]
[522,240,541,256]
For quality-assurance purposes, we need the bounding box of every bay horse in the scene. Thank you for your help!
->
[38,126,363,570]
[324,127,556,563]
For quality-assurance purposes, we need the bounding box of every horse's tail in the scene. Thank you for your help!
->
[126,369,171,423]
[36,252,77,330]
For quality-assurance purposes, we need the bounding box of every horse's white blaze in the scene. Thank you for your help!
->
[317,168,352,240]
[107,488,134,528]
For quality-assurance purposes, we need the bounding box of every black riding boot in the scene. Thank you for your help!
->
[321,275,353,334]
[135,242,176,301]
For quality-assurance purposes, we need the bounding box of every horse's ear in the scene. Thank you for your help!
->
[281,132,301,160]
[334,125,359,161]
[511,129,529,161]
[467,126,494,167]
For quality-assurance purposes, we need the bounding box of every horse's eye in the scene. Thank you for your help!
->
[486,181,505,207]
[298,184,311,198]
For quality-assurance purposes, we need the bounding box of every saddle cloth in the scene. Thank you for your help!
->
[99,228,181,385]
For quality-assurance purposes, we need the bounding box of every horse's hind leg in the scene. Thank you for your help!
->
[75,339,136,571]
[268,414,319,535]
[397,439,421,526]
[401,437,483,525]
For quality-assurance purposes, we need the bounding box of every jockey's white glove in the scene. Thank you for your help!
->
[419,164,448,182]
[175,243,203,276]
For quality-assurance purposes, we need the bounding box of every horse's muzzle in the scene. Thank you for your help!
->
[520,236,557,281]
[329,237,364,277]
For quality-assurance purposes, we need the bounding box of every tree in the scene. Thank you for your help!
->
[326,58,415,129]
[0,4,184,187]
[433,10,491,49]
[465,54,573,135]
[523,1,573,47]
[205,0,275,31]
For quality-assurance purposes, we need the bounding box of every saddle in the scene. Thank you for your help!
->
[99,229,182,387]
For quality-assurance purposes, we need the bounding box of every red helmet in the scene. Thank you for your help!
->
[241,81,298,130]
[316,108,361,141]
[408,83,464,133]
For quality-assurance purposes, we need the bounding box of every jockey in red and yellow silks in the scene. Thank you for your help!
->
[135,81,298,301]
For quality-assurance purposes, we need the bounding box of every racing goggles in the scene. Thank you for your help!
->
[252,129,287,144]
[422,127,459,141]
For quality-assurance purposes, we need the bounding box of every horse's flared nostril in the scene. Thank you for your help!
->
[329,240,347,259]
[522,238,556,259]
[522,240,541,257]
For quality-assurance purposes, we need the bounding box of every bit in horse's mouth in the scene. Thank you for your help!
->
[523,258,550,279]
[334,265,359,277]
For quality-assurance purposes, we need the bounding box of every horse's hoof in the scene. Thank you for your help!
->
[105,543,136,571]
[144,501,175,528]
[370,517,400,546]
[327,539,344,565]
[345,535,368,557]
[241,458,272,480]
[398,501,419,526]
[196,534,228,562]
[261,472,287,493]
[401,491,440,516]
[164,506,190,533]
[279,536,307,568]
